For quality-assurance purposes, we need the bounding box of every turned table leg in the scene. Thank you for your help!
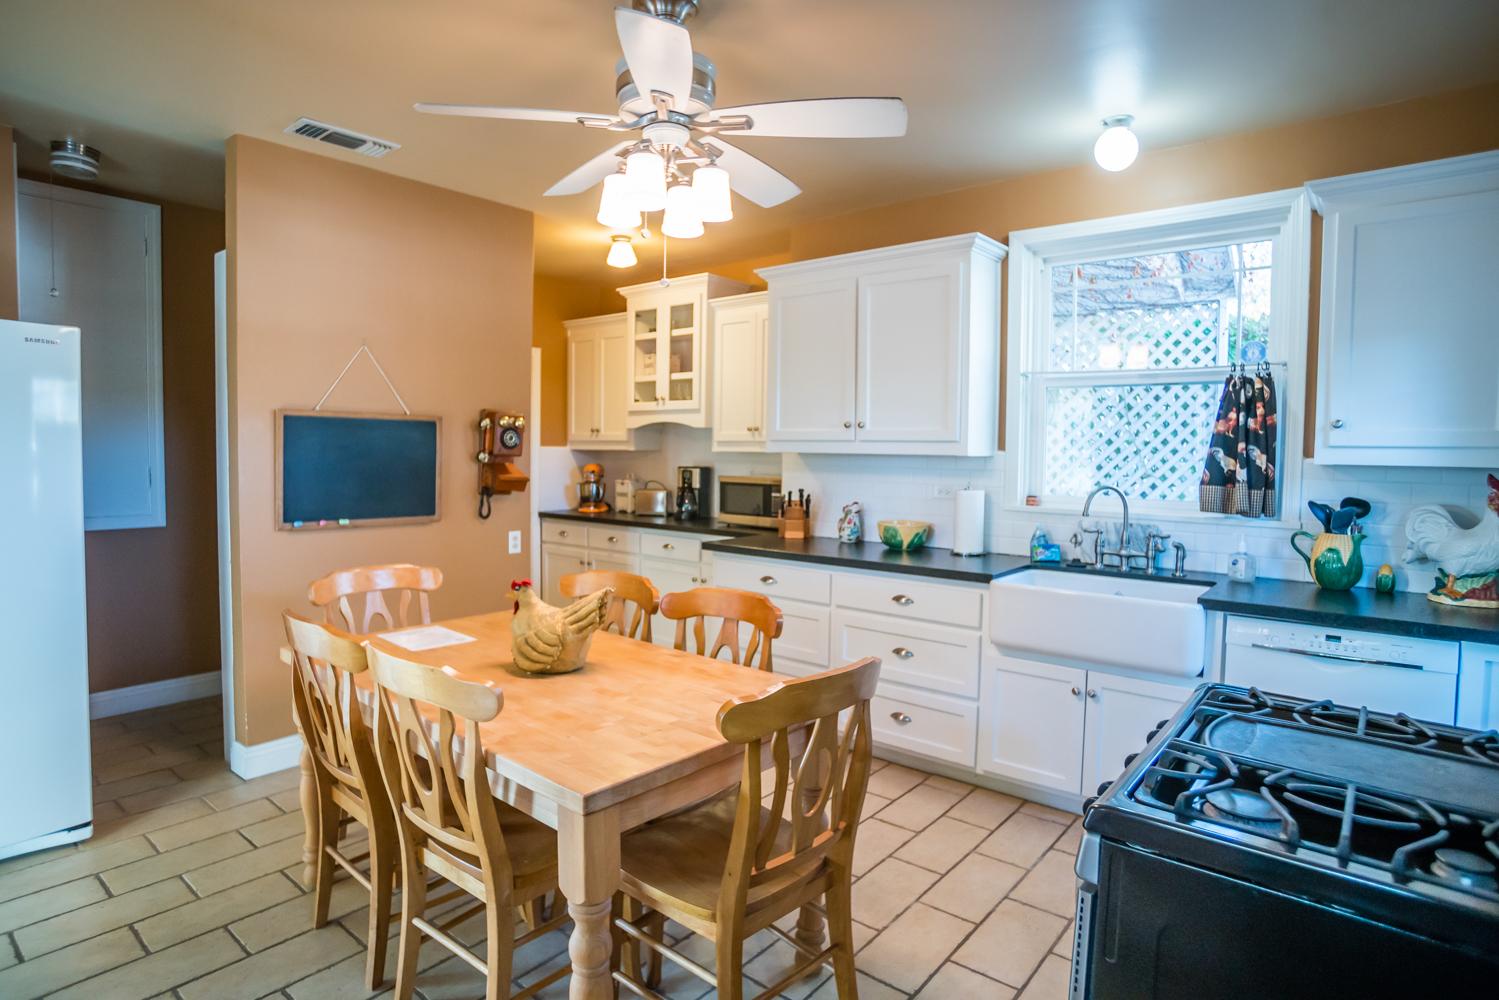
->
[298,740,319,889]
[558,805,621,1000]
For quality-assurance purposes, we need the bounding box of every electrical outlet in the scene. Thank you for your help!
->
[932,485,956,499]
[507,530,522,555]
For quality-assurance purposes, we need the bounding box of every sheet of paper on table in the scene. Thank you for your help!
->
[380,625,477,652]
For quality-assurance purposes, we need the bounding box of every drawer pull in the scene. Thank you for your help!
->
[892,647,914,660]
[558,529,569,538]
[759,575,777,585]
[890,712,913,725]
[607,535,619,543]
[891,594,914,606]
[662,543,675,551]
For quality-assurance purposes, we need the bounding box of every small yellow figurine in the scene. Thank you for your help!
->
[1375,563,1397,594]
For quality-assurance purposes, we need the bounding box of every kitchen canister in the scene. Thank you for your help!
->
[952,488,986,555]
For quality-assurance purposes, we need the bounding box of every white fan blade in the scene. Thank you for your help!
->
[414,103,613,124]
[704,98,908,138]
[544,141,634,197]
[614,7,694,111]
[704,138,800,208]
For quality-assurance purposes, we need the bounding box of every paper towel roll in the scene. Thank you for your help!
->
[952,488,986,555]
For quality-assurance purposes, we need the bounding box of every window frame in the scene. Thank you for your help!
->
[1004,188,1312,525]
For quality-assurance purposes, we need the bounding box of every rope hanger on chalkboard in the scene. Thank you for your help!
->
[314,343,411,415]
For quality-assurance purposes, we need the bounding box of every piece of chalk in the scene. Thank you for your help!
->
[292,520,303,528]
[338,518,350,526]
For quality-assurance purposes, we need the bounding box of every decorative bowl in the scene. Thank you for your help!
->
[878,520,932,552]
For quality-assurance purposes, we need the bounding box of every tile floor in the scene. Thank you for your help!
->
[0,697,1079,999]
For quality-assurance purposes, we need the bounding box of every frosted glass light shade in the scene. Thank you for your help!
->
[1093,117,1139,172]
[606,235,637,269]
[625,148,667,212]
[596,172,642,230]
[692,163,732,223]
[661,182,703,239]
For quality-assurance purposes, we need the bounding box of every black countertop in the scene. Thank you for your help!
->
[539,509,772,537]
[1198,577,1499,643]
[703,534,1032,583]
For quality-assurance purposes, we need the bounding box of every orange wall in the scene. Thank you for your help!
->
[0,126,16,320]
[81,200,224,692]
[227,135,534,745]
[532,274,618,446]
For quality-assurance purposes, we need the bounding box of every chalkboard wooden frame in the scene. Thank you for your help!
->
[274,409,443,530]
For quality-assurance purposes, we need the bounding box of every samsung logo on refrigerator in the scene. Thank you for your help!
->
[24,336,60,345]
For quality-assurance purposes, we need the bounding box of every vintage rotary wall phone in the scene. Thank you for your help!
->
[475,409,529,518]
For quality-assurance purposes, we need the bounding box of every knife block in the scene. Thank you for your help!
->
[779,501,808,539]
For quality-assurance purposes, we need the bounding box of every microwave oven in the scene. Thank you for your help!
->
[718,475,782,528]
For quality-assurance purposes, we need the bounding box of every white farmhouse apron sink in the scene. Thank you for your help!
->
[989,570,1210,677]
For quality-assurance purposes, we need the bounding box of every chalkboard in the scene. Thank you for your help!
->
[276,411,441,528]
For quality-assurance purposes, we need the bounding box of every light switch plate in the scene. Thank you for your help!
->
[507,530,522,554]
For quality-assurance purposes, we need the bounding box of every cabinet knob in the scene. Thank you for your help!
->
[1071,686,1081,696]
[1330,418,1345,429]
[558,530,569,537]
[607,535,619,543]
[857,420,865,429]
[892,646,914,660]
[1087,688,1098,699]
[759,575,777,585]
[579,559,587,567]
[662,542,675,550]
[890,712,913,725]
[843,420,852,428]
[891,594,914,606]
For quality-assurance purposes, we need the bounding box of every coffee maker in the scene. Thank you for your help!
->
[675,466,711,521]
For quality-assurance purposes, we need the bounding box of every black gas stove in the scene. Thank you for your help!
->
[1072,684,1499,1000]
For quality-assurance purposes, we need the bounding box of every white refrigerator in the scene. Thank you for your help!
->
[0,319,93,859]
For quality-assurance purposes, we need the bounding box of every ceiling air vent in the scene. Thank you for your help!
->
[284,117,400,158]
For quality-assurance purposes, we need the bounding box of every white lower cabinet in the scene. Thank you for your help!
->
[832,609,980,699]
[980,651,1195,797]
[1458,642,1499,730]
[871,683,979,768]
[639,555,702,648]
[540,544,590,606]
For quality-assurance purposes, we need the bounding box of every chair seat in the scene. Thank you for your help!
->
[498,803,558,880]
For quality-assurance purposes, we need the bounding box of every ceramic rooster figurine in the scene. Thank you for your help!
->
[1403,474,1499,608]
[509,579,613,674]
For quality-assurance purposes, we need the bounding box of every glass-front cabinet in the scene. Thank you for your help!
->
[621,273,752,429]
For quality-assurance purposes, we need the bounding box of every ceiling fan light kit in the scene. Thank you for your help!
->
[606,234,639,268]
[1094,114,1140,171]
[415,1,908,240]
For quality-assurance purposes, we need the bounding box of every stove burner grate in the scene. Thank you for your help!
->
[1463,730,1499,765]
[1292,700,1440,747]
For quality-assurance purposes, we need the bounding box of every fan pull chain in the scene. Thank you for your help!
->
[48,169,59,298]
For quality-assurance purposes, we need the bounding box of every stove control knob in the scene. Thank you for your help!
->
[1122,753,1138,769]
[1145,729,1162,742]
[1082,796,1099,812]
[1155,719,1170,730]
[1096,782,1113,797]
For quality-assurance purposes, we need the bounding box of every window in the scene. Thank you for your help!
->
[1006,190,1310,517]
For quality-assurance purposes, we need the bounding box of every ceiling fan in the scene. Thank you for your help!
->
[414,0,907,235]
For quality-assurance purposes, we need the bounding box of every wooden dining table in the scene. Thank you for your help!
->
[295,611,823,1000]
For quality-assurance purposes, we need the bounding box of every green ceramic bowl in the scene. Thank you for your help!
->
[878,520,932,551]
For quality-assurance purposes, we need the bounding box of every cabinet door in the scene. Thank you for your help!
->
[596,323,631,442]
[628,298,662,410]
[979,653,1086,794]
[567,332,600,444]
[588,551,639,577]
[1080,672,1194,797]
[1319,188,1499,464]
[713,302,767,446]
[856,259,964,443]
[767,278,857,442]
[638,556,702,648]
[541,544,589,606]
[1458,642,1499,730]
[661,292,704,412]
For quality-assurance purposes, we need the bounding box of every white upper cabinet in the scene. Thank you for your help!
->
[760,234,1005,456]
[619,273,751,430]
[710,292,769,451]
[1308,151,1499,467]
[565,313,656,451]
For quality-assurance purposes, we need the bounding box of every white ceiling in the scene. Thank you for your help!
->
[2,0,1496,282]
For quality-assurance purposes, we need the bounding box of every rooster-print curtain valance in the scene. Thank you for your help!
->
[1199,371,1277,517]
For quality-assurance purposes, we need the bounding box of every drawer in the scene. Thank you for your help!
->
[833,572,983,628]
[586,526,640,553]
[542,520,585,546]
[870,682,978,768]
[773,597,831,669]
[714,557,831,606]
[638,530,699,563]
[833,609,980,698]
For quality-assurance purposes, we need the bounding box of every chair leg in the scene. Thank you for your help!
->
[520,896,545,931]
[824,877,859,999]
[618,895,644,987]
[715,931,744,1000]
[364,825,395,989]
[311,786,338,927]
[644,910,665,988]
[392,837,427,1000]
[485,892,516,1000]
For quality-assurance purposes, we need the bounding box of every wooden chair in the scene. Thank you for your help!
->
[281,611,398,990]
[611,657,881,1000]
[659,587,783,671]
[560,569,660,641]
[309,563,444,634]
[366,640,570,1000]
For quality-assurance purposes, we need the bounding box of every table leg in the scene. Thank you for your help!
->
[558,806,621,1000]
[299,741,319,889]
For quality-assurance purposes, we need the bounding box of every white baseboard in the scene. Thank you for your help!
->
[90,670,221,720]
[228,733,302,780]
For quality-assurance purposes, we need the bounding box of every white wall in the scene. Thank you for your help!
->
[572,425,780,518]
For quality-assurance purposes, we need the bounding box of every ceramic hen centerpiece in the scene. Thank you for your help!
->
[1404,473,1499,608]
[509,579,613,673]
